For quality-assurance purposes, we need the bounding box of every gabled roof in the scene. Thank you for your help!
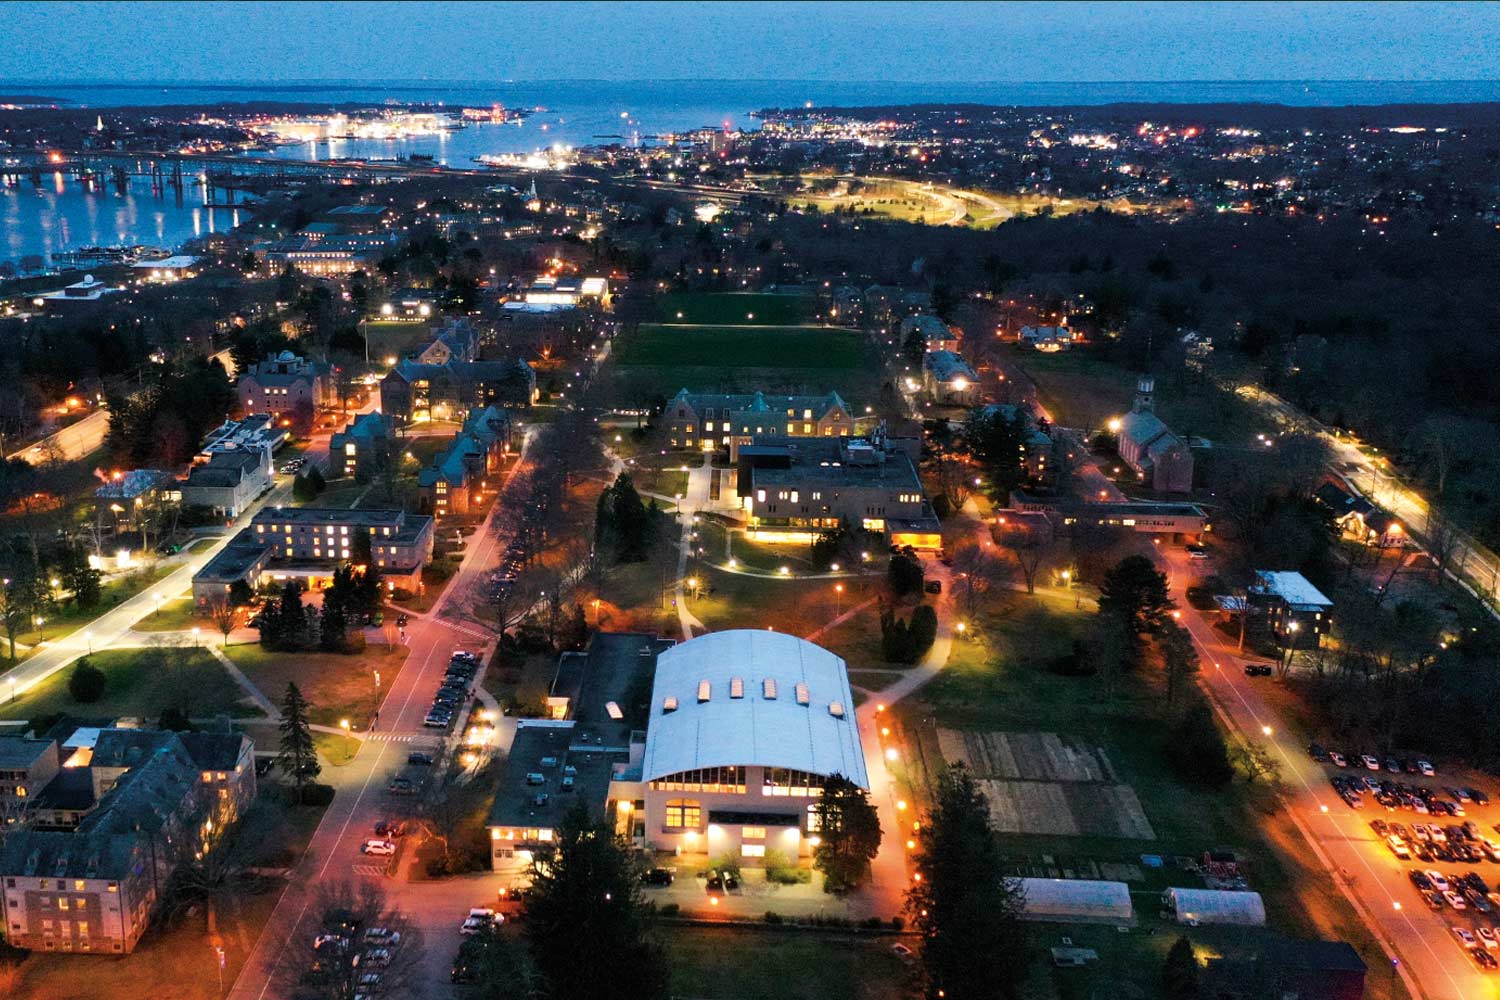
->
[641,630,868,788]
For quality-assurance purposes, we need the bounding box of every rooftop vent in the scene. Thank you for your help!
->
[795,683,810,706]
[697,679,712,703]
[605,701,623,721]
[663,696,679,714]
[828,701,846,718]
[763,678,778,700]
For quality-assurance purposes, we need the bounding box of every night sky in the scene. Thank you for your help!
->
[3,1,1498,83]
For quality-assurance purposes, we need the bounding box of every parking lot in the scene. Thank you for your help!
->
[1314,744,1500,974]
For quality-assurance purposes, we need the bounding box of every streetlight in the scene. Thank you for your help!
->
[191,626,201,647]
[834,582,844,616]
[83,630,92,654]
[374,670,381,689]
[955,621,967,637]
[339,718,351,734]
[1261,725,1273,737]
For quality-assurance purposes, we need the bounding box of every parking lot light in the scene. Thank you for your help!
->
[1261,725,1273,737]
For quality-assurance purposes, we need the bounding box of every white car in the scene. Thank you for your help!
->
[1426,870,1451,892]
[361,839,397,856]
[1445,891,1468,912]
[363,927,401,947]
[361,947,392,968]
[1455,926,1479,948]
[1479,927,1500,952]
[1418,760,1436,777]
[1361,755,1381,771]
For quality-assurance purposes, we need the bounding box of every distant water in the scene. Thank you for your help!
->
[5,78,1500,265]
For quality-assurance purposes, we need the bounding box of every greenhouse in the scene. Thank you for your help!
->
[1017,878,1135,925]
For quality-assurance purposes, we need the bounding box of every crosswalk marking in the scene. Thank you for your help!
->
[351,864,389,878]
[364,732,442,745]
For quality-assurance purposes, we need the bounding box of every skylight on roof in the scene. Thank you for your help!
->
[763,678,778,700]
[795,683,810,706]
[697,680,711,703]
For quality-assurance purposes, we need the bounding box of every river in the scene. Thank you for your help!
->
[7,78,1500,266]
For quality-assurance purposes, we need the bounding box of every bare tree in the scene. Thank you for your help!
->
[995,518,1051,595]
[277,880,425,1000]
[949,541,1013,622]
[208,595,239,649]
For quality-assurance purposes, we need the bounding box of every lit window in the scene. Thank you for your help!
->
[740,844,766,858]
[664,799,701,830]
[742,826,766,839]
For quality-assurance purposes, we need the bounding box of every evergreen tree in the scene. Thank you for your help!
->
[887,551,924,597]
[965,405,1028,505]
[277,682,321,803]
[1097,555,1175,640]
[58,544,102,610]
[1161,935,1201,998]
[351,526,373,567]
[812,775,883,893]
[68,658,107,703]
[596,474,654,563]
[906,766,1029,1000]
[1163,696,1234,788]
[320,599,348,652]
[524,805,667,1000]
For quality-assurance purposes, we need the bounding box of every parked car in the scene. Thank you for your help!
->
[1308,743,1329,762]
[407,752,434,766]
[362,839,397,856]
[1455,926,1479,948]
[643,867,675,887]
[363,927,400,947]
[1243,663,1273,678]
[386,778,416,796]
[1329,751,1348,767]
[891,943,916,966]
[1418,760,1436,777]
[1473,789,1491,805]
[1361,754,1382,771]
[1426,870,1451,891]
[1446,891,1469,911]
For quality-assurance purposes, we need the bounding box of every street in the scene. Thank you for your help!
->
[1157,542,1490,1000]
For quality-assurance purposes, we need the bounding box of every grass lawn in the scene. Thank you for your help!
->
[226,643,409,730]
[662,926,909,1000]
[0,646,263,722]
[361,319,434,360]
[657,291,812,326]
[1007,347,1276,443]
[8,563,180,652]
[131,595,199,633]
[314,731,361,766]
[690,568,851,638]
[630,466,690,500]
[847,669,903,691]
[617,324,862,370]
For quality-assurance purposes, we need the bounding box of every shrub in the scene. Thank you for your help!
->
[890,916,905,931]
[67,658,107,703]
[861,917,885,929]
[659,903,680,918]
[887,552,924,596]
[291,783,336,807]
[763,911,784,925]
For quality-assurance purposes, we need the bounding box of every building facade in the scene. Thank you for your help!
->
[1248,570,1333,649]
[192,506,435,608]
[177,449,273,517]
[664,389,858,460]
[921,349,979,406]
[379,358,536,425]
[0,727,254,955]
[328,412,393,481]
[237,351,333,420]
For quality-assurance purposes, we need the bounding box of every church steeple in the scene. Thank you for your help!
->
[1133,375,1155,413]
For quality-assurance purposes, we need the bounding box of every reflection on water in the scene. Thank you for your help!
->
[2,174,239,266]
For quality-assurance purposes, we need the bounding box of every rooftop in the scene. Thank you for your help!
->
[484,721,621,832]
[1252,570,1334,609]
[0,734,55,770]
[641,630,868,788]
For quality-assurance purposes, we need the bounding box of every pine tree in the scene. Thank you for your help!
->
[907,766,1029,1000]
[277,681,321,803]
[524,805,667,1000]
[319,599,347,652]
[812,775,883,892]
[1161,935,1201,998]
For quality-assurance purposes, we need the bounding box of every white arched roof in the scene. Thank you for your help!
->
[642,630,868,789]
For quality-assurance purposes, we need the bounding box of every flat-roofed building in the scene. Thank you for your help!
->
[736,430,939,546]
[177,449,272,517]
[191,506,434,608]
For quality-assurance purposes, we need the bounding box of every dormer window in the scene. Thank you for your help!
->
[795,683,810,706]
[697,680,711,703]
[829,701,846,718]
[763,678,777,700]
[730,677,744,699]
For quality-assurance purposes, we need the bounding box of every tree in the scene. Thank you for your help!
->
[596,473,655,563]
[1158,622,1199,710]
[1097,555,1174,661]
[319,598,348,653]
[996,521,1050,595]
[949,542,1011,622]
[1161,935,1201,999]
[208,595,238,649]
[351,526,373,567]
[455,926,542,1000]
[812,775,882,893]
[524,804,667,1000]
[277,681,321,803]
[68,657,107,703]
[887,551,924,597]
[1228,740,1281,785]
[906,766,1028,1000]
[57,544,102,610]
[279,880,424,1000]
[0,574,42,662]
[1163,697,1233,788]
[966,405,1028,505]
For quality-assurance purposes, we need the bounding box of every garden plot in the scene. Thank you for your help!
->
[937,729,1156,840]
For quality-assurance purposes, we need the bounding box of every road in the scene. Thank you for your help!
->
[1157,543,1491,1000]
[1235,383,1500,613]
[2,410,326,702]
[225,429,537,1000]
